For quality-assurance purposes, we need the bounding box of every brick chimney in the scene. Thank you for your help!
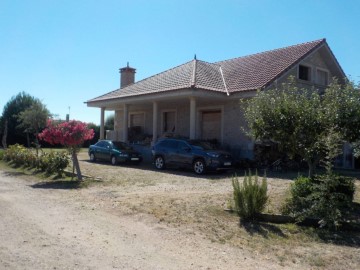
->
[119,62,136,88]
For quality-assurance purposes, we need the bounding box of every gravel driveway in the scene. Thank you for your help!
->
[0,169,271,270]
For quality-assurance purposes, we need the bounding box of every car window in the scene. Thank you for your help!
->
[113,141,132,150]
[96,141,106,148]
[103,141,111,148]
[177,141,190,150]
[188,140,216,150]
[159,140,178,149]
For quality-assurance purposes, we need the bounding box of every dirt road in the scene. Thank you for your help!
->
[0,170,272,270]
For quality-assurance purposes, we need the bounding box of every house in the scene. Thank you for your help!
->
[86,38,353,167]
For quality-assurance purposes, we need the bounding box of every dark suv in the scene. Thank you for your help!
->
[152,138,233,174]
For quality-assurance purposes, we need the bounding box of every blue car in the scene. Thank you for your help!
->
[152,138,233,174]
[89,140,142,165]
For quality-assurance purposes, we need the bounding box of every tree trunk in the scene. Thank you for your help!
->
[72,151,83,181]
[307,160,316,179]
[34,132,40,157]
[26,132,30,148]
[2,120,8,149]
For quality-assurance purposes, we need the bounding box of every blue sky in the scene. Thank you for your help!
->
[1,0,359,124]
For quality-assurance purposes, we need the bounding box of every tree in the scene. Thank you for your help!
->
[243,78,360,177]
[17,99,50,154]
[0,92,38,147]
[38,120,95,181]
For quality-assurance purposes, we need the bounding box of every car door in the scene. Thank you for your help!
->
[175,141,193,167]
[157,140,178,165]
[97,141,111,160]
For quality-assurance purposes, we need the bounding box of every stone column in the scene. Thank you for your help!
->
[100,107,105,140]
[189,97,196,139]
[123,104,129,142]
[152,101,158,144]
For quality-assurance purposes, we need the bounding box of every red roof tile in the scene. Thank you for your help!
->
[217,39,325,92]
[87,39,326,103]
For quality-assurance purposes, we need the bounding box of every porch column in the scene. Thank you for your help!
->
[189,97,196,139]
[123,104,129,142]
[152,101,158,144]
[100,107,105,140]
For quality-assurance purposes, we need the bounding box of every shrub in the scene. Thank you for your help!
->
[4,144,70,177]
[3,144,29,166]
[37,151,70,176]
[232,171,268,220]
[283,173,355,229]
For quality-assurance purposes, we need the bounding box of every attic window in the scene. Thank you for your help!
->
[298,65,311,81]
[316,69,329,86]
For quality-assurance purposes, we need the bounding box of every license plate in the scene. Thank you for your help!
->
[131,158,139,161]
[224,162,231,166]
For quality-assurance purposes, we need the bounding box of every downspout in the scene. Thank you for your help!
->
[219,66,230,96]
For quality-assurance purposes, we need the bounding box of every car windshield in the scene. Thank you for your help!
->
[188,140,216,150]
[112,142,132,150]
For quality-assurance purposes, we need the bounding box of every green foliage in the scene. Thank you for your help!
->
[3,144,70,177]
[105,114,114,130]
[232,171,268,220]
[243,78,360,177]
[0,92,39,147]
[37,151,70,176]
[17,99,50,151]
[283,173,355,230]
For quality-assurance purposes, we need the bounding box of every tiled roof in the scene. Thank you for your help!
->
[217,39,325,92]
[87,39,326,103]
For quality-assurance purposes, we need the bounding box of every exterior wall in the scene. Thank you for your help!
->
[112,99,252,159]
[273,50,336,90]
[222,100,253,159]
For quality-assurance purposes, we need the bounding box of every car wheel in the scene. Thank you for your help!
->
[89,152,96,162]
[111,156,117,165]
[154,156,165,170]
[193,159,206,175]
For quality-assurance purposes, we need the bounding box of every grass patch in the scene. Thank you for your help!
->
[0,159,97,188]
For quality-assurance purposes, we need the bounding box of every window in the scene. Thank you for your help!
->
[159,140,178,149]
[163,111,176,133]
[298,65,311,81]
[316,69,329,86]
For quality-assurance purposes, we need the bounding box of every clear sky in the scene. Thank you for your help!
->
[1,0,359,124]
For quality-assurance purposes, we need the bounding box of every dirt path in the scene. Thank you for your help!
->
[0,170,274,270]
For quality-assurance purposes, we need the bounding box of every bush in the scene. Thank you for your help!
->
[3,145,70,177]
[37,151,70,176]
[232,171,268,220]
[283,173,355,229]
[3,144,30,166]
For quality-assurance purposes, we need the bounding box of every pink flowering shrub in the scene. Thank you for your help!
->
[38,120,94,147]
[39,120,94,180]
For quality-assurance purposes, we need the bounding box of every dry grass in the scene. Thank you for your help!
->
[2,150,360,269]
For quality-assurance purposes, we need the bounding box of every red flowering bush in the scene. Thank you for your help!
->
[39,120,94,180]
[38,120,94,147]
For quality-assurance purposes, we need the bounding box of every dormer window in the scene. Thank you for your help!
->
[316,69,329,86]
[298,65,311,81]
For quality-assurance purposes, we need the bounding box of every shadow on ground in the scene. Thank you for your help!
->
[31,180,82,189]
[240,218,360,248]
[3,171,29,177]
[240,220,288,239]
